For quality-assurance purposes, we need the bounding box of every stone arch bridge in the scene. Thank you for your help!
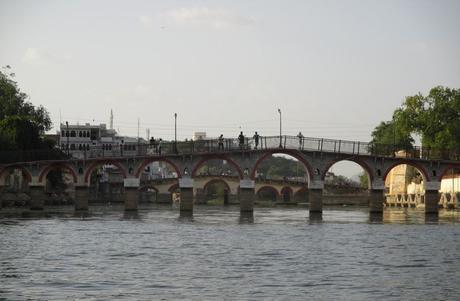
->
[1,135,458,215]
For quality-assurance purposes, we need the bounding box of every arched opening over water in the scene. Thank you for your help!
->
[256,186,279,203]
[0,167,32,206]
[322,160,372,206]
[202,179,231,205]
[438,166,460,209]
[137,159,179,204]
[193,157,242,178]
[252,151,309,203]
[40,164,77,204]
[383,162,429,208]
[85,161,127,203]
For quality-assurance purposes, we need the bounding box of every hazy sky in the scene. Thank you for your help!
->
[1,0,459,176]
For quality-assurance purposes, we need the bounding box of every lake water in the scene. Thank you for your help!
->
[1,205,460,300]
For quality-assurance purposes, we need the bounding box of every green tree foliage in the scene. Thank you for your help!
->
[257,156,306,180]
[370,86,460,154]
[0,66,53,151]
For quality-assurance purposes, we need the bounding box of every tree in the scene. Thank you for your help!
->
[0,66,52,151]
[370,86,460,156]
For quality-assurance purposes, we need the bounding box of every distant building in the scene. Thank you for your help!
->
[59,122,146,159]
[193,132,206,140]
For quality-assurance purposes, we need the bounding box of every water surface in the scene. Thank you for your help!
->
[1,205,459,300]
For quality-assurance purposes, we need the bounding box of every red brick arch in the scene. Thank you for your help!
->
[382,160,431,183]
[38,163,78,183]
[203,178,231,194]
[0,165,32,184]
[437,164,460,182]
[192,155,243,179]
[135,158,181,178]
[251,149,313,181]
[84,160,128,183]
[321,158,374,183]
[256,185,280,197]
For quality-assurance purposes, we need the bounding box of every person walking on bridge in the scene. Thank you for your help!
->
[218,134,224,151]
[253,131,260,150]
[297,132,304,150]
[238,131,245,149]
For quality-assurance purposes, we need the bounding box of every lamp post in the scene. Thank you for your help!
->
[174,113,177,153]
[66,121,69,156]
[278,108,282,148]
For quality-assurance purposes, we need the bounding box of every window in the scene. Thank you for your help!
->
[70,144,75,150]
[70,131,76,137]
[79,144,82,150]
[79,131,82,137]
[62,131,65,137]
[109,144,112,150]
[86,144,90,150]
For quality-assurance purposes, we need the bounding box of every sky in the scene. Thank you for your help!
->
[1,0,459,177]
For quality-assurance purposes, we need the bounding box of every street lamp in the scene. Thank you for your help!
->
[278,108,282,148]
[66,121,69,156]
[174,113,177,153]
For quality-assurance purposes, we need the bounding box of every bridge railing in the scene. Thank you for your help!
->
[1,135,459,163]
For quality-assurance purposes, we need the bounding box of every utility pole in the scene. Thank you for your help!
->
[66,121,69,156]
[278,108,282,148]
[174,113,177,153]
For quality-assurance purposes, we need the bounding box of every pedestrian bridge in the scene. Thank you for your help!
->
[1,135,459,216]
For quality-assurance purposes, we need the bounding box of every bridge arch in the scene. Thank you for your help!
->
[437,164,460,182]
[168,183,179,193]
[84,159,128,183]
[0,165,32,185]
[382,160,430,184]
[321,158,374,187]
[38,163,78,183]
[281,186,293,202]
[135,158,181,178]
[250,149,312,182]
[256,185,280,202]
[192,155,243,179]
[203,178,231,194]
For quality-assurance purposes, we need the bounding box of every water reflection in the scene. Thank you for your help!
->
[122,211,140,220]
[178,210,194,222]
[424,213,439,224]
[308,212,323,223]
[368,212,383,223]
[239,211,254,224]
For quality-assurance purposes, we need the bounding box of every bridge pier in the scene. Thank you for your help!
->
[425,182,441,215]
[308,181,324,213]
[179,178,194,214]
[124,179,140,211]
[240,179,255,212]
[74,186,89,211]
[308,189,323,213]
[29,186,45,210]
[369,189,384,213]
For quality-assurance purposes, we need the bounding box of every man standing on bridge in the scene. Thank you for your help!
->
[297,132,304,150]
[218,134,224,151]
[238,131,245,149]
[253,132,260,150]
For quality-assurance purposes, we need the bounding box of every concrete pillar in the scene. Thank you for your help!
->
[74,186,89,211]
[179,178,194,213]
[424,181,441,215]
[124,178,140,211]
[425,190,439,214]
[369,189,384,213]
[239,179,255,212]
[124,188,139,211]
[29,186,45,210]
[0,186,3,209]
[308,189,323,213]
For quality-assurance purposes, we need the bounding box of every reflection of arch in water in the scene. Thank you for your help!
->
[256,186,279,202]
[251,149,312,182]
